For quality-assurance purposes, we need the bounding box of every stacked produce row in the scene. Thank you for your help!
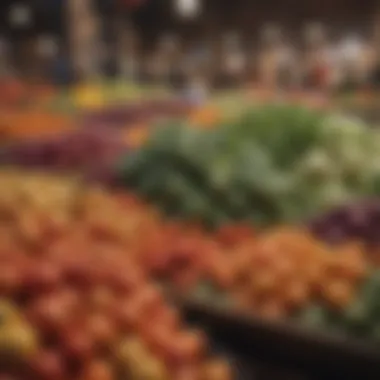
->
[0,167,380,380]
[0,170,232,380]
[0,98,196,184]
[2,103,380,378]
[112,104,380,341]
[117,105,380,227]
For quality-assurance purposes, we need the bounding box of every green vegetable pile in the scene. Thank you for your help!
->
[117,104,380,228]
[298,271,380,341]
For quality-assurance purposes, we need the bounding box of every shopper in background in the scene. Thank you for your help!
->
[302,24,331,91]
[277,36,299,91]
[219,32,246,89]
[337,34,365,92]
[119,27,140,82]
[148,35,179,86]
[51,48,74,87]
[369,51,380,89]
[0,38,11,78]
[356,37,376,90]
[257,25,280,90]
[168,38,185,90]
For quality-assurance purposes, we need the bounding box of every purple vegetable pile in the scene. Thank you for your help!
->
[0,129,128,185]
[309,198,380,246]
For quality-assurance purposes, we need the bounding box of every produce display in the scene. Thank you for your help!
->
[69,82,169,111]
[81,99,195,150]
[0,110,74,143]
[117,105,380,227]
[2,172,380,332]
[0,170,232,380]
[0,97,199,174]
[3,95,380,377]
[0,80,56,108]
[0,129,127,185]
[81,100,193,129]
[209,228,372,334]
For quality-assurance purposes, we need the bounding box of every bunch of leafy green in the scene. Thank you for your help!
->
[117,104,380,227]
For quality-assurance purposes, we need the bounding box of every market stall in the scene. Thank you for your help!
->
[1,99,380,378]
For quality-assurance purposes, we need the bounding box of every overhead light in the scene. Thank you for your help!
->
[175,0,201,19]
[8,4,32,27]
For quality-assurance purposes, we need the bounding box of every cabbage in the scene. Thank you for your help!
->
[296,149,338,182]
[317,180,355,211]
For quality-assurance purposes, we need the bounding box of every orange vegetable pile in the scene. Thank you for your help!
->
[188,106,221,129]
[0,168,374,379]
[220,228,368,319]
[0,170,233,380]
[0,110,74,143]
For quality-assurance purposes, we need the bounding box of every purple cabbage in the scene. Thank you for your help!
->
[308,198,380,246]
[0,129,129,183]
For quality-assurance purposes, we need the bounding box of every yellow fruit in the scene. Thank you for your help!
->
[0,324,38,359]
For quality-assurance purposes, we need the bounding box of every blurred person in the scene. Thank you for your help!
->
[360,40,377,89]
[183,68,210,105]
[277,37,299,90]
[68,0,101,80]
[205,38,222,88]
[302,23,331,91]
[170,43,187,90]
[51,49,74,87]
[177,43,197,88]
[367,14,380,90]
[119,27,140,82]
[0,38,12,78]
[369,49,380,89]
[349,35,375,91]
[141,51,156,83]
[323,40,343,91]
[219,32,246,89]
[184,40,213,83]
[256,24,283,90]
[36,35,59,83]
[148,34,180,85]
[337,34,367,91]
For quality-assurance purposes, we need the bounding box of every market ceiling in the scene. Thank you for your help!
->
[0,0,64,37]
[0,0,375,39]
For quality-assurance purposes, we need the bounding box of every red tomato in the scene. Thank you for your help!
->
[86,313,116,347]
[28,350,66,380]
[217,224,254,247]
[162,330,206,366]
[172,366,201,380]
[0,264,22,295]
[113,299,141,332]
[89,286,116,312]
[61,327,95,362]
[79,360,113,380]
[27,293,76,332]
[23,260,62,291]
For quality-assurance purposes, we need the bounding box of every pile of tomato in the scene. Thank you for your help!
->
[0,171,232,380]
[0,169,373,379]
